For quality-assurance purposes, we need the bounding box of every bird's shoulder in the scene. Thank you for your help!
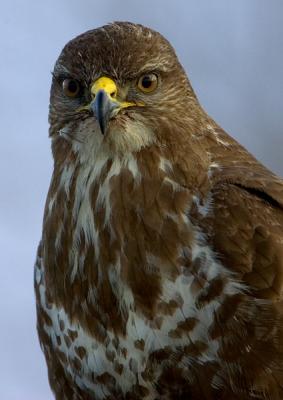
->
[194,124,283,300]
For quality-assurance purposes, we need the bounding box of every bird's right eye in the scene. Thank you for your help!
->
[62,78,81,98]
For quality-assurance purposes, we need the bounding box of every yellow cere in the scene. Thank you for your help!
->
[77,76,144,112]
[90,76,144,109]
[91,76,117,98]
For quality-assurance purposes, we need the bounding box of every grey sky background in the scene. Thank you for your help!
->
[0,1,282,398]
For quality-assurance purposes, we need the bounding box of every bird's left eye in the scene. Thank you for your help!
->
[137,73,158,93]
[62,78,81,98]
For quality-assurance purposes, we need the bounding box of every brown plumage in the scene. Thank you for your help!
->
[35,22,283,399]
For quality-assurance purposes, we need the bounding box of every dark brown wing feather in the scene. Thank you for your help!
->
[204,125,283,300]
[204,182,283,398]
[187,126,283,398]
[207,181,283,300]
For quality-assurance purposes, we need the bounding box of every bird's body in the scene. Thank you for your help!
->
[35,22,283,399]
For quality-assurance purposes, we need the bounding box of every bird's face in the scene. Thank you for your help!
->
[49,22,197,159]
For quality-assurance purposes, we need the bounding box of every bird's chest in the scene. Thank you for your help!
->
[39,155,235,397]
[44,155,199,320]
[36,241,225,399]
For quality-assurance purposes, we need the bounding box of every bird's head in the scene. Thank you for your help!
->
[49,22,201,159]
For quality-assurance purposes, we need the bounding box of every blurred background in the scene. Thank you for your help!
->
[0,0,282,398]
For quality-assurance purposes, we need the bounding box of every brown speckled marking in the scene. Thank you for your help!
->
[114,362,124,375]
[168,317,198,338]
[75,346,87,360]
[134,339,145,351]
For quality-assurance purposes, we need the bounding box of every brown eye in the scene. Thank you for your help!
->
[62,78,81,98]
[137,73,158,93]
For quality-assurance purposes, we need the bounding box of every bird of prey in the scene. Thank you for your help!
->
[35,22,283,400]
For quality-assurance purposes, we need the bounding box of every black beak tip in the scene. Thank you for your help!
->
[91,90,117,136]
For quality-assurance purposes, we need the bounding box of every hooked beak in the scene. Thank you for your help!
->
[89,76,140,135]
[90,90,118,135]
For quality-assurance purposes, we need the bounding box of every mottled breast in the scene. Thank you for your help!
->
[36,152,243,398]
